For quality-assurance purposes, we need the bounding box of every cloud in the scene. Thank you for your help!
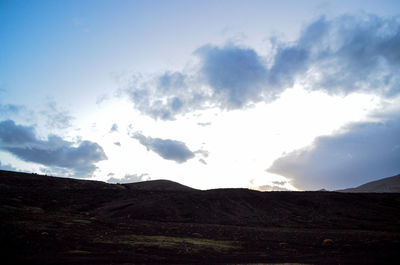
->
[126,14,400,120]
[195,44,269,108]
[296,15,400,96]
[272,181,287,186]
[107,173,150,184]
[132,132,195,163]
[194,149,209,158]
[41,101,74,130]
[268,114,400,190]
[0,161,17,171]
[0,120,37,144]
[256,184,290,192]
[0,120,107,177]
[110,123,118,133]
[197,122,211,127]
[0,104,33,123]
[96,94,110,105]
[126,45,273,120]
[127,72,202,120]
[39,166,70,177]
[198,158,207,165]
[0,104,23,115]
[157,71,187,93]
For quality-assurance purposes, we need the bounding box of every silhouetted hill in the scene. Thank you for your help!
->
[337,174,400,193]
[0,169,122,190]
[122,179,196,191]
[1,169,400,264]
[1,169,399,229]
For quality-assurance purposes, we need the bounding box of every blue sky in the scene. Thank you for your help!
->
[1,0,400,190]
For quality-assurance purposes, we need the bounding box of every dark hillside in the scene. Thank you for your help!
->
[122,179,196,191]
[1,170,399,264]
[338,174,400,193]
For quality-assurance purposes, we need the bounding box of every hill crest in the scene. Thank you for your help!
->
[121,179,196,191]
[337,174,400,193]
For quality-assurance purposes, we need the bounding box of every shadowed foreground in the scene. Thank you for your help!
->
[1,170,399,264]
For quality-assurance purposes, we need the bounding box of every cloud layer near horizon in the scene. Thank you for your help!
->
[268,114,400,190]
[0,160,17,171]
[0,120,107,177]
[107,173,150,184]
[126,14,400,120]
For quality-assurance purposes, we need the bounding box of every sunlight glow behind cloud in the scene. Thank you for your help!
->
[1,1,399,190]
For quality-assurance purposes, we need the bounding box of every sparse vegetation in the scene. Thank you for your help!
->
[116,234,240,252]
[67,250,91,255]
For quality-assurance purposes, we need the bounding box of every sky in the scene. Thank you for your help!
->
[1,0,399,191]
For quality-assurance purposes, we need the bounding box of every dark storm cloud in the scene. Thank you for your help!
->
[126,14,400,120]
[268,115,400,191]
[0,120,107,177]
[107,173,150,184]
[132,132,195,163]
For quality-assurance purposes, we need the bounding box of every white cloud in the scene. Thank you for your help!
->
[0,160,18,171]
[107,173,150,184]
[73,83,381,190]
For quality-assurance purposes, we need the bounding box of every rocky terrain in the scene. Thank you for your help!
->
[1,170,399,264]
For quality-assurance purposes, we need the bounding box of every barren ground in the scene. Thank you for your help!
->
[1,170,399,264]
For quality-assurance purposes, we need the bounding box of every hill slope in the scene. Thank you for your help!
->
[122,179,196,191]
[1,169,400,229]
[338,174,400,193]
[1,169,400,264]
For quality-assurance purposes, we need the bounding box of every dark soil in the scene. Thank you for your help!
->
[1,170,399,264]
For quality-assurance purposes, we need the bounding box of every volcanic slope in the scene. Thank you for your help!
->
[1,169,400,265]
[122,179,195,191]
[338,173,400,193]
